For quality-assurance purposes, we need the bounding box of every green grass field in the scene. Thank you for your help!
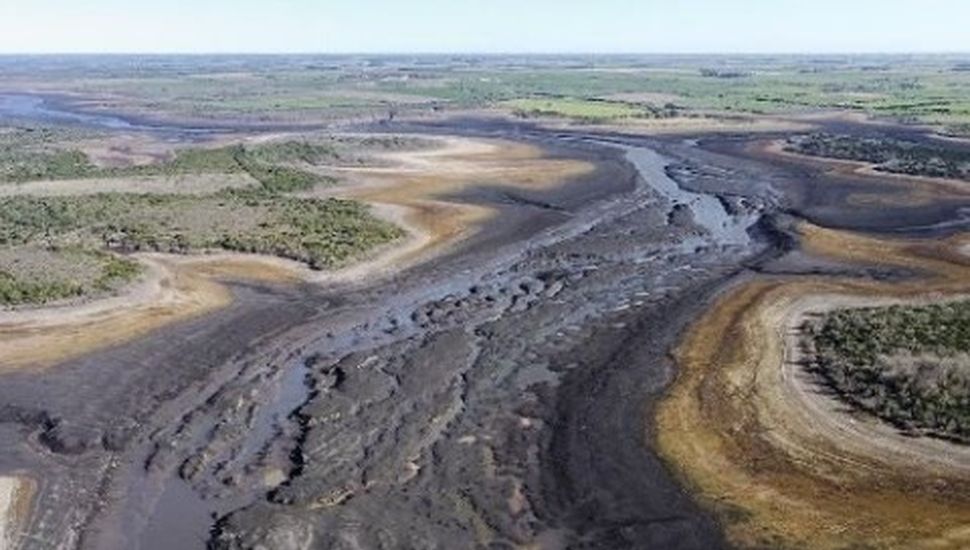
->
[502,97,662,121]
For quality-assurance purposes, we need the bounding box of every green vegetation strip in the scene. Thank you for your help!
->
[805,301,970,442]
[0,247,139,306]
[787,133,970,181]
[0,191,402,272]
[503,97,678,122]
[0,136,412,305]
[0,140,339,191]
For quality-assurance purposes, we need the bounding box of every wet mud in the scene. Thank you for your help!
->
[2,115,969,549]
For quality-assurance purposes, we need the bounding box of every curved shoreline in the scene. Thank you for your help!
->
[757,139,970,204]
[0,135,594,369]
[781,293,970,474]
[656,224,970,549]
[0,256,232,370]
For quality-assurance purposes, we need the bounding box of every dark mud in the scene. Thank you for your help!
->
[2,117,969,550]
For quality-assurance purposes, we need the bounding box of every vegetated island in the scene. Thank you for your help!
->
[803,300,970,442]
[786,133,970,181]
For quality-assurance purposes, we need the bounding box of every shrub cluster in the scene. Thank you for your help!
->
[787,133,970,181]
[0,191,402,271]
[0,249,140,306]
[805,301,970,441]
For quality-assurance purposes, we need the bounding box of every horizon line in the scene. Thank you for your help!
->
[1,51,969,57]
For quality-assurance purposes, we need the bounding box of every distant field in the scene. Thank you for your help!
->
[502,97,673,121]
[6,55,970,132]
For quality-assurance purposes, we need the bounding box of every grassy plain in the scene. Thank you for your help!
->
[7,55,970,132]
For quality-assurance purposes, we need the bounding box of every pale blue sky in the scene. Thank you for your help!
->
[0,0,967,54]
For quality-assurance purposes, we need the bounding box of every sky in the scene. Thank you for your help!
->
[0,0,967,54]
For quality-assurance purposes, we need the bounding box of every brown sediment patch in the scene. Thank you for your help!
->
[0,476,36,549]
[0,257,232,370]
[656,224,970,550]
[309,135,595,263]
[756,139,970,206]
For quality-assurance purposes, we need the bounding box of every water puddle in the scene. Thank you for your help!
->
[232,358,311,469]
[138,478,212,550]
[110,358,313,550]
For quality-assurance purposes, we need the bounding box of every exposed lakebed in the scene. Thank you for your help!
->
[2,114,970,549]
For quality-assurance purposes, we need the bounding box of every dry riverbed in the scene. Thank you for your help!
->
[3,115,970,550]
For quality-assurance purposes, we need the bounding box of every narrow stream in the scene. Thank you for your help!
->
[622,145,756,248]
[0,93,219,136]
[0,94,135,129]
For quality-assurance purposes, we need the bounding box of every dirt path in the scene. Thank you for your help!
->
[0,173,257,197]
[781,293,970,475]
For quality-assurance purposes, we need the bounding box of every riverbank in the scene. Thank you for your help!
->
[657,224,970,549]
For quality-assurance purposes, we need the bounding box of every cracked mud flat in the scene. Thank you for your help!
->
[2,116,970,549]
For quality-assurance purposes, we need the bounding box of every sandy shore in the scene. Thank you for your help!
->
[657,224,970,549]
[0,477,33,549]
[0,256,232,370]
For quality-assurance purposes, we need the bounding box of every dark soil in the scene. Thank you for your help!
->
[2,116,969,550]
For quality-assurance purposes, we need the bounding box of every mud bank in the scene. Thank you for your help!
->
[2,117,970,550]
[0,123,761,549]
